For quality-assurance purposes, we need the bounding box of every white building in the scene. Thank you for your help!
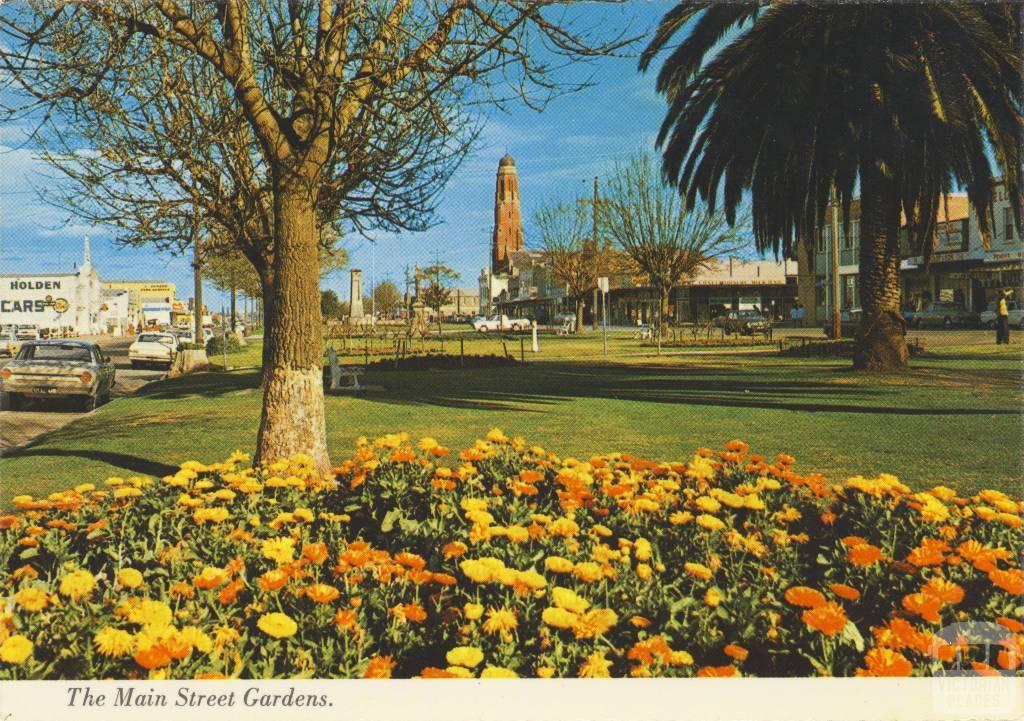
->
[98,288,135,336]
[0,239,104,335]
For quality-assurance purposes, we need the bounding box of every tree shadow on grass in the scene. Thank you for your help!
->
[0,448,177,478]
[365,361,1024,417]
[134,370,262,400]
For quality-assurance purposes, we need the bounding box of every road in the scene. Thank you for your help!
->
[0,336,165,454]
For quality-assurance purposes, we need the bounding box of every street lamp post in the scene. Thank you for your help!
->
[370,239,376,326]
[830,185,841,340]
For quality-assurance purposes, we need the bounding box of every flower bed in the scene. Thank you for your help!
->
[1,433,1021,679]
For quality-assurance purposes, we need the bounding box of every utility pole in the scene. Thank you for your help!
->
[830,184,842,340]
[592,175,600,330]
[370,239,376,326]
[192,216,203,343]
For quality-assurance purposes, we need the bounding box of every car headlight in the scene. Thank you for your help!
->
[80,371,93,384]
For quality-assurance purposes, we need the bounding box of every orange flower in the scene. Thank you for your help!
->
[902,593,943,623]
[801,602,848,637]
[776,453,796,466]
[364,655,396,679]
[828,583,861,601]
[134,645,173,670]
[258,569,289,591]
[997,635,1024,670]
[627,636,673,666]
[996,617,1024,633]
[394,603,427,623]
[989,568,1024,595]
[394,552,426,570]
[696,665,740,678]
[848,544,885,566]
[858,648,912,677]
[724,439,748,454]
[841,535,869,547]
[193,567,228,590]
[334,609,359,631]
[420,667,459,678]
[306,584,341,604]
[971,661,1001,677]
[442,541,467,559]
[218,578,244,605]
[784,586,827,608]
[921,577,964,605]
[302,543,329,564]
[723,644,749,662]
[431,572,457,586]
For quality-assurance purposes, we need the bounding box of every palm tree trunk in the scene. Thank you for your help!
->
[855,164,908,371]
[660,285,671,337]
[256,179,330,475]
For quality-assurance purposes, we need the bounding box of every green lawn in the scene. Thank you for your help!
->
[2,338,1021,505]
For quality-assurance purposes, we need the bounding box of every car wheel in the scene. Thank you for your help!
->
[915,318,924,330]
[81,394,98,412]
[943,317,953,330]
[986,321,995,330]
[1019,318,1024,331]
[1,392,20,411]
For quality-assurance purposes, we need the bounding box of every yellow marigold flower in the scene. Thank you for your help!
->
[515,569,547,590]
[93,627,134,657]
[481,666,518,678]
[743,495,765,510]
[686,454,716,483]
[696,514,726,532]
[446,646,484,668]
[293,507,314,522]
[13,587,49,612]
[704,588,723,607]
[124,599,173,628]
[482,609,518,637]
[592,524,613,537]
[670,511,694,525]
[695,496,721,513]
[505,525,530,543]
[572,608,617,639]
[59,569,96,600]
[578,650,612,678]
[929,486,958,502]
[464,603,484,621]
[193,507,231,524]
[443,665,473,678]
[634,538,652,561]
[418,437,439,451]
[552,587,591,614]
[684,562,713,581]
[670,650,694,666]
[545,556,574,574]
[486,428,509,443]
[74,483,96,493]
[118,568,144,589]
[260,537,296,565]
[114,486,143,499]
[0,634,33,664]
[257,612,297,639]
[193,566,228,590]
[460,559,496,584]
[549,517,580,537]
[572,562,603,583]
[536,666,555,678]
[636,563,653,581]
[542,607,578,629]
[179,626,213,654]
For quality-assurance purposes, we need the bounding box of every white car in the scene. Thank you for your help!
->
[470,314,532,332]
[128,332,179,369]
[980,300,1024,329]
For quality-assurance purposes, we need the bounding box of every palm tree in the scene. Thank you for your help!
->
[641,2,1022,370]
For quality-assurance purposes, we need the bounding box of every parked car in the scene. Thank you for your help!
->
[128,332,179,369]
[980,300,1024,329]
[909,301,979,329]
[720,309,770,335]
[822,308,863,339]
[0,340,115,411]
[0,326,19,357]
[470,314,532,332]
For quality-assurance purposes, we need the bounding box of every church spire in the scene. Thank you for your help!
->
[492,153,523,273]
[83,236,92,267]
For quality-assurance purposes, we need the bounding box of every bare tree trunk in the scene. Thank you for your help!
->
[256,180,330,475]
[258,270,275,388]
[660,285,671,337]
[855,164,908,371]
[575,297,584,335]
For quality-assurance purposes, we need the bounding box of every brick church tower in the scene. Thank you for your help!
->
[491,153,524,273]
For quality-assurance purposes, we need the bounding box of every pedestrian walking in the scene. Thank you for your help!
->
[996,289,1011,344]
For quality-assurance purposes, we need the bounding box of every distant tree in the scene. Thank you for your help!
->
[420,264,460,334]
[535,202,617,334]
[374,281,402,319]
[320,290,342,321]
[600,152,745,333]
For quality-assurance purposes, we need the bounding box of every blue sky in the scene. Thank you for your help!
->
[0,3,761,307]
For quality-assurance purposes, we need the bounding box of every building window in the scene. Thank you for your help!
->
[1005,207,1015,241]
[816,228,824,253]
[843,275,858,309]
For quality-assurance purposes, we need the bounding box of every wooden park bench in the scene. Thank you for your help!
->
[326,347,365,391]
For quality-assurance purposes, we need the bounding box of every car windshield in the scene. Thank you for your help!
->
[138,334,174,343]
[17,344,92,362]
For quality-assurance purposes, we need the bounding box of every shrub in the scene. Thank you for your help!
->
[205,332,242,355]
[0,435,1020,679]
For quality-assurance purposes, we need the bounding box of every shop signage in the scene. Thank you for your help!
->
[984,250,1024,263]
